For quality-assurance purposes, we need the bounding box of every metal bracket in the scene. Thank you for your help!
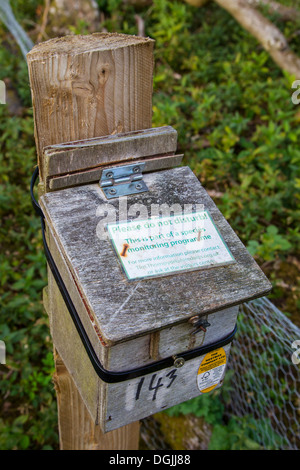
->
[100,162,148,199]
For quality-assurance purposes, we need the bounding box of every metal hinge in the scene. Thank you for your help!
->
[100,162,148,199]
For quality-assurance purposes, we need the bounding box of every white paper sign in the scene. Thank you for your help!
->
[107,210,235,280]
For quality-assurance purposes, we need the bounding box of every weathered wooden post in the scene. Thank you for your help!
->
[28,33,272,450]
[28,32,154,450]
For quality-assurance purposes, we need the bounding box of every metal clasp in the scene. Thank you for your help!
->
[100,162,148,199]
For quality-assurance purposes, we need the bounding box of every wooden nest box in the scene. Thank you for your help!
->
[27,33,271,434]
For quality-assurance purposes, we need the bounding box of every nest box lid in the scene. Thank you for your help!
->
[40,166,272,346]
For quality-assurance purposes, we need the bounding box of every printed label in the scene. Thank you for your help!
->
[197,347,227,393]
[106,210,235,280]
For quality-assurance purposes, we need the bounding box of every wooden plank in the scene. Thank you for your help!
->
[27,33,154,181]
[47,154,183,191]
[44,126,178,177]
[53,349,140,449]
[40,166,272,347]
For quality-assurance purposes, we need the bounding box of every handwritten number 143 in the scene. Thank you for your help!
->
[135,369,177,401]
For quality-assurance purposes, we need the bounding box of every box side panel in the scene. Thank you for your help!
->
[47,267,104,424]
[45,224,108,425]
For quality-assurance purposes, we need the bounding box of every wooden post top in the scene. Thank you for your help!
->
[27,33,155,183]
[26,33,154,59]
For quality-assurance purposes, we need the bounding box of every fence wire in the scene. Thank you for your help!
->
[140,297,300,450]
[227,297,300,450]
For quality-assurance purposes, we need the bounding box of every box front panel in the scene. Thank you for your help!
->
[107,306,238,371]
[104,343,232,432]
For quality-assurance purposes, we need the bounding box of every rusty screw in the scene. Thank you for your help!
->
[188,316,211,334]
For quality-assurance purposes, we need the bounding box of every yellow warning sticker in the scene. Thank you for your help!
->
[197,347,227,393]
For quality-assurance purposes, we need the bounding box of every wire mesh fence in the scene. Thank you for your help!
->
[140,297,300,450]
[227,297,300,450]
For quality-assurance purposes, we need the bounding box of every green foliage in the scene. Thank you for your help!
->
[10,0,41,22]
[208,415,288,450]
[164,379,267,450]
[0,102,58,449]
[165,391,225,426]
[165,370,287,450]
[247,225,292,261]
[208,416,264,450]
[1,0,299,450]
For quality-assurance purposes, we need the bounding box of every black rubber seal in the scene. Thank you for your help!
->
[30,167,237,383]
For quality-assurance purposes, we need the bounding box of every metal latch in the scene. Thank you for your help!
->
[100,162,148,199]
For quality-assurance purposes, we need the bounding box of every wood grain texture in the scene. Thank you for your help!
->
[44,126,178,177]
[47,154,183,191]
[53,349,140,449]
[39,164,270,432]
[27,33,154,181]
[40,166,272,346]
